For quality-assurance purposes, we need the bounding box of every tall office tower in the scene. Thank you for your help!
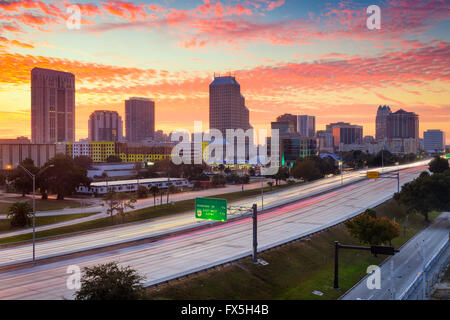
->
[125,97,155,143]
[209,76,252,135]
[31,67,75,143]
[326,122,363,148]
[297,115,316,137]
[386,109,419,141]
[375,105,392,140]
[88,110,123,142]
[271,122,295,136]
[276,114,297,133]
[423,130,445,153]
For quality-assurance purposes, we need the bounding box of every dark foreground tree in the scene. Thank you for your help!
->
[8,202,33,228]
[75,262,145,300]
[394,170,450,221]
[428,156,449,174]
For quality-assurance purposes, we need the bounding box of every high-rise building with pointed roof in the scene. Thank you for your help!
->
[375,105,392,140]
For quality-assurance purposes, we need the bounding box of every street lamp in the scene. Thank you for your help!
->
[339,161,343,185]
[17,164,54,265]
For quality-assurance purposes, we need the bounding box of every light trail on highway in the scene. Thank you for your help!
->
[0,161,428,267]
[0,164,428,300]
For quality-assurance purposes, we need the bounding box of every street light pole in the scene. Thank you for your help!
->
[18,164,53,265]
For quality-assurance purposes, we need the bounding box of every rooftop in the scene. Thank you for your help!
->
[210,76,240,86]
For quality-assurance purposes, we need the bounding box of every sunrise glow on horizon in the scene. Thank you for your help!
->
[0,0,449,143]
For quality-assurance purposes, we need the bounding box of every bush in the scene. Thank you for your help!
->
[137,186,149,199]
[8,202,32,228]
[75,262,145,300]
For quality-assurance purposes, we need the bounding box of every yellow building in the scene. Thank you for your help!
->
[66,141,116,163]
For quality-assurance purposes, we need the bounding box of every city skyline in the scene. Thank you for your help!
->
[0,0,449,143]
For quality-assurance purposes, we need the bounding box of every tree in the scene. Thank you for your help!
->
[211,175,226,187]
[106,155,122,163]
[273,167,290,186]
[193,181,202,190]
[73,156,93,170]
[136,186,148,199]
[40,154,91,200]
[291,159,322,181]
[75,262,145,300]
[429,156,449,174]
[0,172,6,186]
[103,191,136,223]
[7,158,38,196]
[8,202,32,228]
[149,186,159,206]
[345,212,400,245]
[394,170,450,221]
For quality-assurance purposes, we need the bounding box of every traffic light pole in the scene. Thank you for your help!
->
[252,204,258,263]
[333,241,398,289]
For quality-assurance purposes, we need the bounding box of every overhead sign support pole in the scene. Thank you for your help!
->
[252,204,258,263]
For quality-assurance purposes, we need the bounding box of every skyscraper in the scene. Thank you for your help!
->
[125,97,155,143]
[297,115,316,137]
[88,110,123,142]
[375,105,392,140]
[31,67,75,143]
[386,109,419,140]
[209,75,251,135]
[276,114,297,133]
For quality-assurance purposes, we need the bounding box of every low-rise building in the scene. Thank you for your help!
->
[0,142,64,169]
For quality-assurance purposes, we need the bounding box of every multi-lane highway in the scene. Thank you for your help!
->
[0,164,428,299]
[0,161,429,266]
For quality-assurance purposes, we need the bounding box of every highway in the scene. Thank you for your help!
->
[0,164,428,299]
[341,212,450,300]
[0,162,429,266]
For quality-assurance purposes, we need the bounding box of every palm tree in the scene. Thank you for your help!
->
[8,202,33,228]
[149,186,159,207]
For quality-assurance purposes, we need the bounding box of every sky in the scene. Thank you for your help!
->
[0,0,449,143]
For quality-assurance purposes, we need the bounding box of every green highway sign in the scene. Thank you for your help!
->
[195,198,227,222]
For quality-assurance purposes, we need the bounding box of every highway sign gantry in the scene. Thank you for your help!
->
[195,198,227,222]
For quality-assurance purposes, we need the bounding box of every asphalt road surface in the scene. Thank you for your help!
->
[0,164,427,299]
[0,162,428,266]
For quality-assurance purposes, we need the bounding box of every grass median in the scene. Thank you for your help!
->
[0,182,298,245]
[0,212,100,235]
[0,198,83,213]
[145,199,439,300]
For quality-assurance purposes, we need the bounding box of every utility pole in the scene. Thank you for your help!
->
[252,204,258,263]
[166,172,170,204]
[18,164,53,265]
[390,259,396,300]
[260,177,264,210]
